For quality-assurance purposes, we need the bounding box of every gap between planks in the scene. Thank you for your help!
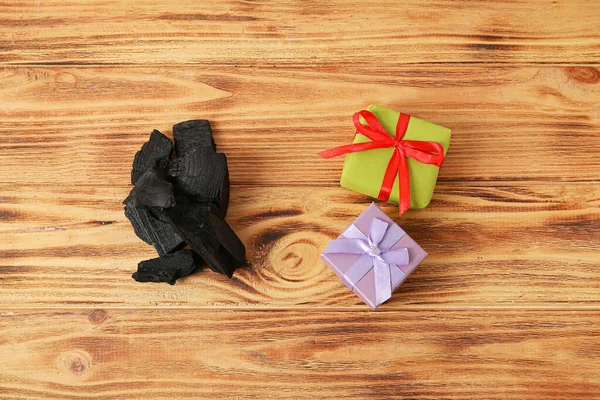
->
[3,306,600,312]
[3,62,600,68]
[2,182,600,188]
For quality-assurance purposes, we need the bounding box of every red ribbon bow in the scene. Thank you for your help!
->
[318,110,445,215]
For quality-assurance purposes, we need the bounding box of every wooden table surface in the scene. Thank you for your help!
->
[1,1,599,399]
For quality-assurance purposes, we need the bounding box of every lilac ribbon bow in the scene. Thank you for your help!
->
[323,217,409,306]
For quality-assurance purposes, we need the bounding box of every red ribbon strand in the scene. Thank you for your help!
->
[318,110,445,215]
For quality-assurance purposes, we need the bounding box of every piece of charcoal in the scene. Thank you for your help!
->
[132,249,199,285]
[124,205,184,256]
[131,130,173,184]
[219,170,230,219]
[168,146,228,208]
[164,200,245,277]
[173,119,216,155]
[123,167,175,208]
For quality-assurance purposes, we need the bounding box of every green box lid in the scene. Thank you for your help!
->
[340,105,451,210]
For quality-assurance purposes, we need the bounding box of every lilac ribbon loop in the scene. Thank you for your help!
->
[323,217,409,306]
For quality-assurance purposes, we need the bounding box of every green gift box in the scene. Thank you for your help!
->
[322,105,451,213]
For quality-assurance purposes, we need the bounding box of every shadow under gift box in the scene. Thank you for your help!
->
[320,203,427,309]
[340,105,451,210]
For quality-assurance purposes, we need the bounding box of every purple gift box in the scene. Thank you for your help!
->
[321,203,427,309]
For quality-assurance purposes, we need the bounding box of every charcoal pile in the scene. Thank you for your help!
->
[124,120,246,284]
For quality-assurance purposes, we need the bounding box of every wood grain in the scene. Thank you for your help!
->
[1,1,600,397]
[1,1,599,66]
[1,66,599,185]
[1,184,598,308]
[1,308,599,400]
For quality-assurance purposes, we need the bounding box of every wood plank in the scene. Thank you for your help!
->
[0,308,599,399]
[1,1,599,66]
[1,184,598,308]
[1,66,599,185]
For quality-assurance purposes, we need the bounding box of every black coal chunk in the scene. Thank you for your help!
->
[219,170,230,219]
[168,146,228,208]
[125,119,246,283]
[173,120,216,155]
[132,249,198,285]
[131,130,173,184]
[165,200,245,278]
[124,205,184,256]
[123,167,175,208]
